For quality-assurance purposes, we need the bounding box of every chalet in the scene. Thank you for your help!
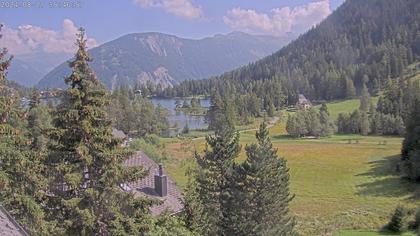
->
[0,205,29,236]
[123,152,183,215]
[297,94,312,109]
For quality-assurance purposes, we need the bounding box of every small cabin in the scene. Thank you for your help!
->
[297,94,312,110]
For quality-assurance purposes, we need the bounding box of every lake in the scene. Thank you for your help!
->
[150,98,210,134]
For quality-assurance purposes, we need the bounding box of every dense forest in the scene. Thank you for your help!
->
[158,0,420,107]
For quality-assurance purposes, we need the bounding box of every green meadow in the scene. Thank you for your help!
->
[159,99,420,235]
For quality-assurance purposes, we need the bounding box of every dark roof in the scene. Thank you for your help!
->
[112,129,127,139]
[124,152,183,216]
[0,205,29,236]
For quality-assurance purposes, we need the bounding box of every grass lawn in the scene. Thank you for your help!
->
[337,230,416,235]
[314,97,379,120]
[157,99,420,235]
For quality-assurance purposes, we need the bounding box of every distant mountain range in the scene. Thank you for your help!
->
[8,52,70,87]
[36,32,292,90]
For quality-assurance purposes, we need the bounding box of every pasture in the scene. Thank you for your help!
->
[159,99,420,235]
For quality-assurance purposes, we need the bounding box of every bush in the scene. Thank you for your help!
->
[144,134,161,146]
[387,205,405,232]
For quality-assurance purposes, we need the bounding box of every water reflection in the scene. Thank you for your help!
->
[150,98,210,134]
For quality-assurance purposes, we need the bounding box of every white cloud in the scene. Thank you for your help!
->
[133,0,203,20]
[223,0,331,36]
[0,19,98,56]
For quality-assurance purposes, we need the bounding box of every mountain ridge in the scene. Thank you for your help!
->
[37,31,292,90]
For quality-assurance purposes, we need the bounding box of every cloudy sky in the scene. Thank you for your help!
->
[0,0,345,56]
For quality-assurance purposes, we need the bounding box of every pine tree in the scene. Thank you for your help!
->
[345,78,356,98]
[45,28,153,235]
[387,205,404,232]
[402,97,420,180]
[359,84,371,135]
[206,92,235,131]
[185,126,240,235]
[237,123,295,235]
[267,102,276,117]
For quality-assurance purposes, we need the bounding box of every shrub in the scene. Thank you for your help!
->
[387,205,405,232]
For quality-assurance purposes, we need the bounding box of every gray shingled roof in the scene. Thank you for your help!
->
[0,205,29,236]
[112,129,127,139]
[124,152,184,216]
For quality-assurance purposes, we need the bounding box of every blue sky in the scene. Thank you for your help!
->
[0,0,345,56]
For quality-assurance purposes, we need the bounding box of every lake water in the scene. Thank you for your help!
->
[150,98,210,134]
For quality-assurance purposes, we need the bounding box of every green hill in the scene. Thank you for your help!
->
[166,0,420,102]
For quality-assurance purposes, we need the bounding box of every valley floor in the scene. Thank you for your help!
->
[158,104,420,235]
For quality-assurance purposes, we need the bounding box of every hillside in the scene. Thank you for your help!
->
[7,52,70,87]
[166,0,420,102]
[37,32,291,90]
[7,59,44,87]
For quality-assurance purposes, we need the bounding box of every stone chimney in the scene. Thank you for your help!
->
[154,164,167,197]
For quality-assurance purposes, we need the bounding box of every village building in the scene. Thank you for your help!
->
[297,94,312,109]
[123,152,183,216]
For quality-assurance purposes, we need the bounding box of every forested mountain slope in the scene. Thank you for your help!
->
[164,0,420,103]
[37,32,290,90]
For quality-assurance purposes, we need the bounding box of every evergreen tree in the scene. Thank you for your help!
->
[27,91,52,153]
[359,84,371,112]
[267,102,276,117]
[319,103,334,137]
[387,205,404,232]
[0,25,50,234]
[185,126,240,235]
[345,78,357,98]
[286,115,299,138]
[402,97,420,180]
[237,123,295,235]
[45,28,153,235]
[206,92,235,131]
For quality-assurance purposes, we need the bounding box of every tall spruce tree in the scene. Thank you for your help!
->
[206,92,235,131]
[237,122,295,235]
[45,28,153,235]
[359,84,371,135]
[402,97,420,180]
[185,123,240,235]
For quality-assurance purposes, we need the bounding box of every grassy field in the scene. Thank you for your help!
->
[337,230,415,236]
[314,97,379,119]
[158,99,420,235]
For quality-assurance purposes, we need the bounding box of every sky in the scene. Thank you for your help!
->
[0,0,345,56]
